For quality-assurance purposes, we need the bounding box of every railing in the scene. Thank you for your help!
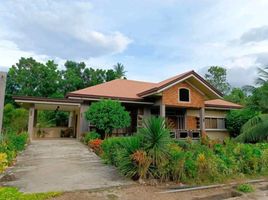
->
[170,129,201,140]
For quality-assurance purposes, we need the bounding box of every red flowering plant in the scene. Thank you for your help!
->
[89,139,103,155]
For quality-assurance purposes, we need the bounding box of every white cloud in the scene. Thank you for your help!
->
[0,0,132,60]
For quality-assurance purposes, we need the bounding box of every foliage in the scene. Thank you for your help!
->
[226,108,258,137]
[7,132,28,152]
[236,183,255,193]
[205,66,230,95]
[224,88,247,105]
[83,131,101,144]
[138,117,171,166]
[235,114,268,143]
[0,131,28,170]
[85,100,131,138]
[0,153,8,173]
[88,139,103,155]
[0,187,61,200]
[3,104,28,133]
[113,63,126,79]
[256,66,268,85]
[99,119,268,184]
[5,57,127,104]
[246,83,268,113]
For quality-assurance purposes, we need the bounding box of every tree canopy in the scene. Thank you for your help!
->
[5,57,127,104]
[205,66,230,95]
[85,99,131,138]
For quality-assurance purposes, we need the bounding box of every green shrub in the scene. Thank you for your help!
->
[7,132,28,151]
[236,183,255,193]
[85,99,131,138]
[83,131,101,144]
[226,108,258,137]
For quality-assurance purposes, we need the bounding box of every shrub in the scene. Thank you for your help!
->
[0,153,8,173]
[89,139,103,155]
[7,132,28,151]
[84,131,101,144]
[236,183,255,193]
[138,117,171,166]
[226,108,258,137]
[85,99,131,138]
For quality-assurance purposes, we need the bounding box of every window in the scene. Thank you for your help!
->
[179,88,190,102]
[205,118,226,129]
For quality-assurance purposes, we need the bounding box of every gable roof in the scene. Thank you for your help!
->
[137,70,223,98]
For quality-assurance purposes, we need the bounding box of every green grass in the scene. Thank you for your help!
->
[236,183,255,193]
[0,187,62,200]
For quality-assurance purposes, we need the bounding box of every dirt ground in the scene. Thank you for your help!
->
[52,184,242,200]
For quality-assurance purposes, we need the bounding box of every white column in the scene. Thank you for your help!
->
[28,106,35,141]
[160,104,166,118]
[0,72,7,134]
[199,107,205,136]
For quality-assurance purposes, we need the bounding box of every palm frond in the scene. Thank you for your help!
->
[236,114,268,143]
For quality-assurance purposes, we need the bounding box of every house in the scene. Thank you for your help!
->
[14,70,242,141]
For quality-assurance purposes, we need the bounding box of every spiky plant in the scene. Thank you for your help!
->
[116,136,143,179]
[235,114,268,143]
[138,117,171,167]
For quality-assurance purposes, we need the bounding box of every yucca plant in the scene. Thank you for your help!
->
[138,117,171,167]
[236,114,268,143]
[116,136,143,179]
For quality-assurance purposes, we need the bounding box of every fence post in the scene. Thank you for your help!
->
[0,72,7,134]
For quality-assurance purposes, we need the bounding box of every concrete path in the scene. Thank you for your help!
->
[0,139,132,193]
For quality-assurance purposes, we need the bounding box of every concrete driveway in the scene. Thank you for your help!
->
[0,139,131,193]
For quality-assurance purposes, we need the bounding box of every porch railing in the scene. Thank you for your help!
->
[170,129,201,140]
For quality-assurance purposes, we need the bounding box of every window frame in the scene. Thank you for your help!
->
[205,117,227,131]
[178,87,191,103]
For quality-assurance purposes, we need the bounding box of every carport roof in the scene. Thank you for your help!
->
[13,96,82,111]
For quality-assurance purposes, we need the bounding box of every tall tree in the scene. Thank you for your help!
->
[224,88,247,105]
[113,63,126,79]
[6,57,61,103]
[205,66,230,95]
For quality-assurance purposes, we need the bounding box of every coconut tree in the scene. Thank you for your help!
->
[256,66,268,85]
[113,63,126,79]
[235,114,268,143]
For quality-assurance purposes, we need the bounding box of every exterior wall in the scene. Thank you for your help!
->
[33,127,69,138]
[206,130,229,140]
[162,81,205,108]
[205,109,228,118]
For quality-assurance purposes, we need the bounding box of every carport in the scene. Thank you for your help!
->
[13,96,85,140]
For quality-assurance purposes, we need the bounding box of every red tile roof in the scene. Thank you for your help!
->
[205,99,243,109]
[67,71,241,109]
[67,79,156,101]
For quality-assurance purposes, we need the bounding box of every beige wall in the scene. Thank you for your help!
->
[206,130,229,140]
[33,127,69,138]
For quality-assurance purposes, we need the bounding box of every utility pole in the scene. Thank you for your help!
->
[0,72,7,134]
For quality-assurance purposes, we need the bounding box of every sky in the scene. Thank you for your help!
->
[1,0,268,87]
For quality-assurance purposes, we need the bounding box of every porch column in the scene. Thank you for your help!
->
[68,112,73,128]
[160,104,166,118]
[0,72,7,134]
[199,107,206,137]
[28,106,35,141]
[78,104,89,140]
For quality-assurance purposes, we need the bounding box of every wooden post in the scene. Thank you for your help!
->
[0,72,7,134]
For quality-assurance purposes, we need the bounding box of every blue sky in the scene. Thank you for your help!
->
[1,0,268,86]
